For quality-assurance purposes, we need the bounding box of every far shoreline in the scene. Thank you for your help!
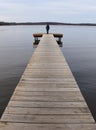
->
[0,22,96,26]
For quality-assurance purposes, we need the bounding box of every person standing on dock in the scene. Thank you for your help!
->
[46,24,50,34]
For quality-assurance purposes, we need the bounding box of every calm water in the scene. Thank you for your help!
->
[0,25,96,120]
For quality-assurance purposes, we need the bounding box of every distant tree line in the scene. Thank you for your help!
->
[0,21,96,26]
[0,22,16,25]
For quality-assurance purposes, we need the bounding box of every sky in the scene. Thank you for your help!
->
[0,0,96,23]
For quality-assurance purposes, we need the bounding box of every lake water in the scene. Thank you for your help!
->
[0,25,96,120]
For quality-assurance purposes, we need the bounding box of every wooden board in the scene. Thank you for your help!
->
[1,123,96,130]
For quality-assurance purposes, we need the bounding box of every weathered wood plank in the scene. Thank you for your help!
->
[23,73,73,77]
[14,91,81,96]
[11,94,84,102]
[27,65,69,69]
[19,79,77,84]
[5,107,90,115]
[24,69,72,73]
[15,87,79,92]
[21,78,76,83]
[0,123,96,130]
[8,101,88,108]
[1,114,95,123]
[16,82,78,89]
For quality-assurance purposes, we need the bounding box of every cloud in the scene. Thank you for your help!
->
[0,0,96,23]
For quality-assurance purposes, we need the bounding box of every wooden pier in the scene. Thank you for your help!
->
[0,34,96,130]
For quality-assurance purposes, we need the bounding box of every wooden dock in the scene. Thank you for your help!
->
[0,34,96,130]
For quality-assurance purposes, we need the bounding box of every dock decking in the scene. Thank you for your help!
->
[0,34,96,130]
